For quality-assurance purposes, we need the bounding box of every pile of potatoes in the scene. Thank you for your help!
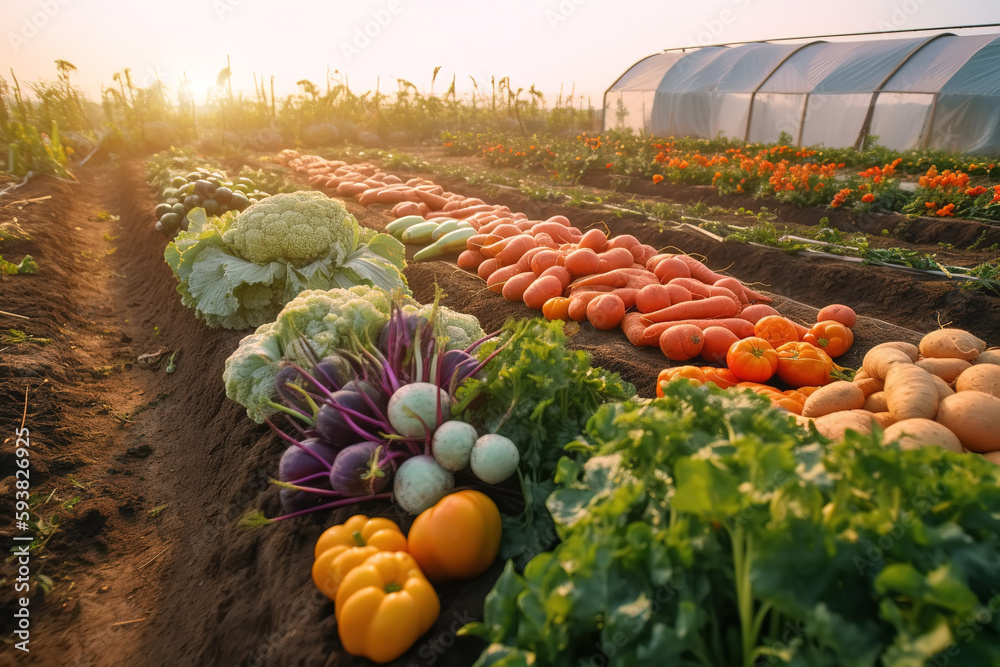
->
[797,328,1000,464]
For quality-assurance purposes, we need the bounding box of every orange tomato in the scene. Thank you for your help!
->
[656,366,708,396]
[541,296,572,321]
[702,366,740,388]
[753,316,801,348]
[407,490,502,583]
[803,320,854,358]
[727,337,778,382]
[775,341,835,388]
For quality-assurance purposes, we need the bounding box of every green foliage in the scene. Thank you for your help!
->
[467,381,1000,667]
[456,318,635,566]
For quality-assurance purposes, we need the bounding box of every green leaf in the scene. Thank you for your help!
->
[671,457,742,518]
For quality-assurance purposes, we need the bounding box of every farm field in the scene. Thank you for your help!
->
[3,137,1000,666]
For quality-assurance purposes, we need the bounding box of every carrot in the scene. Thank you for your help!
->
[605,234,643,262]
[641,318,755,345]
[587,294,626,330]
[515,220,536,233]
[487,223,523,239]
[497,235,538,265]
[597,248,635,273]
[612,287,639,310]
[635,284,674,313]
[545,214,572,226]
[337,181,368,196]
[567,291,609,321]
[672,254,723,285]
[667,277,713,299]
[706,285,741,308]
[392,201,421,217]
[635,244,659,266]
[413,190,449,210]
[660,324,705,361]
[713,277,750,305]
[486,265,521,293]
[539,266,572,291]
[466,234,490,252]
[478,218,516,234]
[533,233,559,249]
[640,295,741,324]
[457,249,486,272]
[501,271,538,302]
[739,303,780,324]
[477,258,499,280]
[523,275,565,310]
[578,228,608,252]
[645,253,675,272]
[621,312,649,346]
[701,326,739,365]
[530,249,561,275]
[564,248,601,276]
[531,222,581,244]
[653,257,691,283]
[663,283,693,305]
[515,246,548,273]
[570,268,651,290]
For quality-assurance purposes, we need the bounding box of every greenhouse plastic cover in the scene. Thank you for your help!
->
[604,31,1000,154]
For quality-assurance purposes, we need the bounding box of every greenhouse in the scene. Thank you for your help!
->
[604,31,1000,153]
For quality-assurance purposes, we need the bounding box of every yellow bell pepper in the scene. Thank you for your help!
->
[335,551,440,663]
[312,515,407,600]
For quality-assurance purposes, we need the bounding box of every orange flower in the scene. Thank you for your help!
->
[925,201,938,209]
[861,193,875,203]
[936,203,956,217]
[606,163,613,169]
[652,174,664,184]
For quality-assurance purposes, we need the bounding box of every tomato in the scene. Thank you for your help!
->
[656,366,708,396]
[407,490,502,583]
[541,296,572,321]
[775,341,835,388]
[817,304,857,328]
[753,315,801,348]
[727,337,778,382]
[803,320,854,358]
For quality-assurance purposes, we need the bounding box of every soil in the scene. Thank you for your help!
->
[0,152,997,667]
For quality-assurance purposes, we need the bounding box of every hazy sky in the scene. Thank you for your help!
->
[4,0,1000,106]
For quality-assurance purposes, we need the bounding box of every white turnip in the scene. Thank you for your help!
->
[393,455,454,514]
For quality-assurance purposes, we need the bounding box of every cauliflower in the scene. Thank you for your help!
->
[222,191,360,264]
[223,285,486,423]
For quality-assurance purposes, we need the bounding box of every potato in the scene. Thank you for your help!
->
[814,411,873,441]
[935,391,1000,453]
[983,451,1000,465]
[884,364,939,421]
[871,412,896,429]
[863,391,888,413]
[802,381,866,418]
[972,349,1000,366]
[919,328,986,361]
[929,374,955,401]
[862,346,914,380]
[854,376,885,398]
[914,357,971,383]
[955,364,1000,398]
[882,418,962,453]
